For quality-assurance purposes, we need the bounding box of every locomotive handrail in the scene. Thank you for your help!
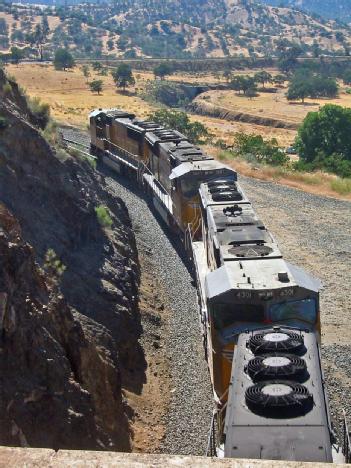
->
[343,409,351,463]
[206,410,217,457]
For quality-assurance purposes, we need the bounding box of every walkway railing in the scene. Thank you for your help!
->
[343,410,351,463]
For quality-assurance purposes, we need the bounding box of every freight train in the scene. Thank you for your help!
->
[89,108,343,463]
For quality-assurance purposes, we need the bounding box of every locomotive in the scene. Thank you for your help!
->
[89,108,339,463]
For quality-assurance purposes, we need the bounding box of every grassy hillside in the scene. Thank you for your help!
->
[0,0,351,59]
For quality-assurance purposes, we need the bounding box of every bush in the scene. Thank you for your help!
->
[0,115,8,129]
[28,97,50,129]
[44,248,66,281]
[295,104,351,177]
[141,81,189,107]
[2,82,11,95]
[95,205,113,228]
[233,133,289,166]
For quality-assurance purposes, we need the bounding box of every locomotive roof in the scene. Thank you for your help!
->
[205,259,321,301]
[206,203,262,231]
[224,328,332,462]
[89,108,135,119]
[145,128,186,146]
[164,140,213,163]
[200,181,250,207]
[169,159,237,180]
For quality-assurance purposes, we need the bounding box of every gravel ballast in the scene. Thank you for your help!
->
[102,169,214,456]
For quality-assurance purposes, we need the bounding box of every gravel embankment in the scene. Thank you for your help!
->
[101,169,214,456]
[239,175,351,438]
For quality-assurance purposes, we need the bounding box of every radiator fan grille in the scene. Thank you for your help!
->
[245,380,313,418]
[247,354,307,382]
[249,331,304,354]
[212,191,243,202]
[228,245,273,257]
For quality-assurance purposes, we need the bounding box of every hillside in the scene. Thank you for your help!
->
[0,0,351,58]
[259,0,351,24]
[0,68,144,449]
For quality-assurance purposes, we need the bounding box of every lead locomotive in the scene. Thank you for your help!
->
[89,108,337,463]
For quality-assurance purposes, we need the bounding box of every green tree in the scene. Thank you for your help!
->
[148,109,209,144]
[295,104,351,177]
[273,74,286,86]
[54,48,75,71]
[92,61,102,72]
[153,62,173,80]
[287,73,338,103]
[81,64,90,83]
[287,78,311,103]
[234,133,289,166]
[254,71,272,88]
[89,79,103,95]
[10,46,24,64]
[111,64,135,91]
[27,16,49,61]
[277,43,302,74]
[230,75,257,96]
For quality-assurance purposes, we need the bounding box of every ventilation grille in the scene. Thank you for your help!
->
[245,380,313,418]
[249,331,304,355]
[228,244,273,257]
[212,191,243,202]
[247,354,308,382]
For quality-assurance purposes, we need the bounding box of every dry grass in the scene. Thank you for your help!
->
[209,147,351,201]
[7,63,156,128]
[201,85,351,127]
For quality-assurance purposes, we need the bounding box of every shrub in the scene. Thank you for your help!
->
[28,97,50,129]
[95,205,113,228]
[44,248,66,281]
[295,104,351,177]
[2,82,11,95]
[233,133,289,166]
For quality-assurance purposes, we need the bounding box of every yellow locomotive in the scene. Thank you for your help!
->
[89,108,334,462]
[90,108,235,239]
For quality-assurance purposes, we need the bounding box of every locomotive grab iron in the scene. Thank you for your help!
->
[89,108,346,463]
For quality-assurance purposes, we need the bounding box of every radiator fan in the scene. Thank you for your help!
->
[208,179,236,189]
[228,244,273,257]
[247,354,307,382]
[209,184,237,194]
[245,380,313,418]
[249,331,304,355]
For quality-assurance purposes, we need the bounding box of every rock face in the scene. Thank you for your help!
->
[0,69,144,450]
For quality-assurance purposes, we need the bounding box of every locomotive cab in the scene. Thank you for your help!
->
[169,160,237,236]
[205,260,321,402]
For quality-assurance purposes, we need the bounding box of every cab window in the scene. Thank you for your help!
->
[268,298,317,324]
[213,303,264,330]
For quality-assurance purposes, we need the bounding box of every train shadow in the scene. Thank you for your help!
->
[97,163,196,279]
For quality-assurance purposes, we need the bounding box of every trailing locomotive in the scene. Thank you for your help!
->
[89,108,339,463]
